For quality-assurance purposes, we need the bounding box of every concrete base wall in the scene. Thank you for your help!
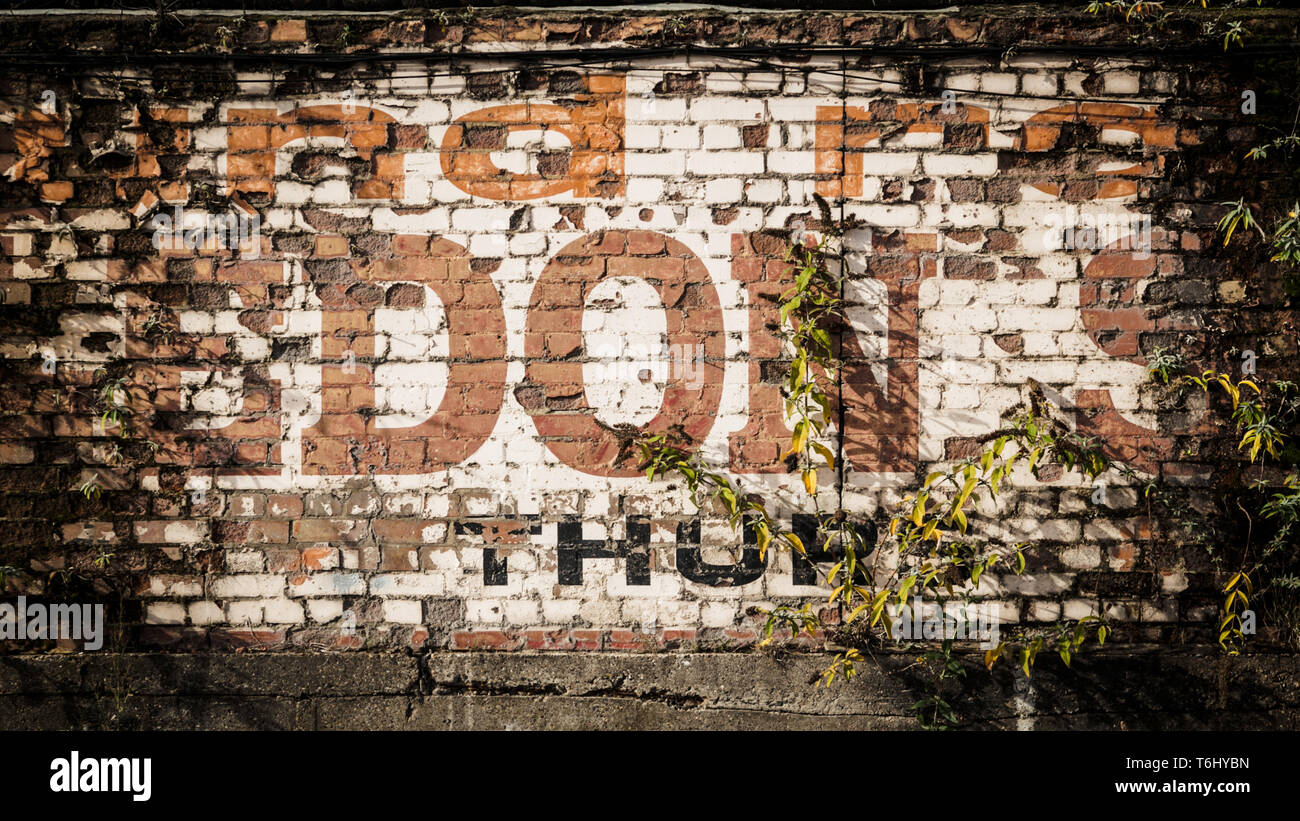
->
[1,650,1297,730]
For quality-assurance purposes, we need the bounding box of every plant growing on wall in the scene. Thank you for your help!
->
[1113,0,1300,654]
[1174,211,1300,652]
[635,197,1115,701]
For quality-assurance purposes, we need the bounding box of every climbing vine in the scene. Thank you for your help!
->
[1134,0,1300,655]
[635,199,1116,711]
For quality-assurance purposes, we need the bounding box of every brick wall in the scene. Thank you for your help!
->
[0,7,1291,655]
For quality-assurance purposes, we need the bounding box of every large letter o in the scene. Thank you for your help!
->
[522,231,724,476]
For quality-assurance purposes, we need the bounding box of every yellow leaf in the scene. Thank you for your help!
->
[811,441,836,470]
[983,644,1003,670]
[952,475,977,513]
[782,420,809,461]
[827,560,844,582]
[784,532,806,556]
[802,468,817,495]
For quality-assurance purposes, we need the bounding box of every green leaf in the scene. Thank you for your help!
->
[719,487,736,512]
[897,575,917,604]
[795,265,813,291]
[780,296,802,324]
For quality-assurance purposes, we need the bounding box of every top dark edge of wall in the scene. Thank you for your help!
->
[0,2,1143,11]
[0,3,1295,60]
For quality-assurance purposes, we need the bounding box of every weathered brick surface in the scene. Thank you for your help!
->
[0,7,1294,654]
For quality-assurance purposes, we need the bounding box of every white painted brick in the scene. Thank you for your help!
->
[661,126,700,149]
[922,153,999,176]
[861,152,918,176]
[703,124,742,148]
[146,602,186,625]
[261,598,306,624]
[689,97,764,121]
[368,573,445,597]
[624,124,660,149]
[467,599,504,624]
[705,178,744,203]
[625,152,686,176]
[1020,73,1059,96]
[981,73,1018,94]
[382,599,423,624]
[542,599,581,624]
[188,601,225,625]
[286,573,366,597]
[686,151,763,175]
[766,150,814,174]
[306,599,345,623]
[227,601,263,625]
[503,600,541,624]
[745,178,783,202]
[1103,71,1141,94]
[211,574,286,599]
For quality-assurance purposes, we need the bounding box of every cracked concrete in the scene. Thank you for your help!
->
[1,649,1297,729]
